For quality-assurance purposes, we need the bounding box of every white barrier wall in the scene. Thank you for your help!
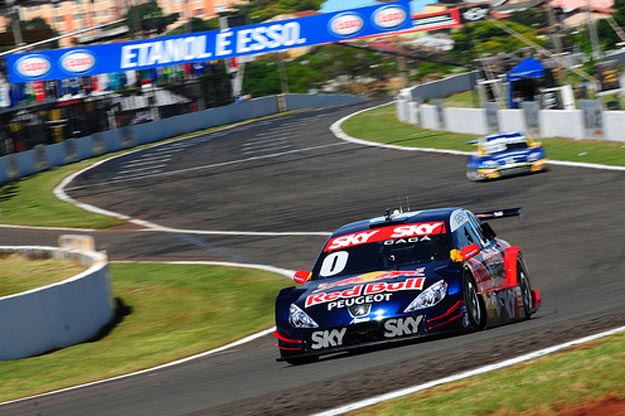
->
[498,109,526,133]
[445,108,488,135]
[539,110,585,139]
[603,111,625,142]
[397,100,625,141]
[0,93,364,186]
[0,240,113,361]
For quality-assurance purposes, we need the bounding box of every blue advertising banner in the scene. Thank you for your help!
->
[6,0,411,83]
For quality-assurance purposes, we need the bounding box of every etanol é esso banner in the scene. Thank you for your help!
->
[6,0,411,83]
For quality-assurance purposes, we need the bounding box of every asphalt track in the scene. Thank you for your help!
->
[2,100,625,415]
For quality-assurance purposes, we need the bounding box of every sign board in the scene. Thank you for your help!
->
[595,60,621,92]
[580,99,604,140]
[7,0,412,83]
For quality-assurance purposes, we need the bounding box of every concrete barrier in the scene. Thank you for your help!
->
[0,236,113,361]
[402,73,625,141]
[0,93,365,186]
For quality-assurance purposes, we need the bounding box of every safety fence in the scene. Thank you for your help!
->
[0,93,364,186]
[396,73,625,142]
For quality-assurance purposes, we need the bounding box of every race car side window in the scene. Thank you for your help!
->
[455,222,484,249]
[468,214,489,246]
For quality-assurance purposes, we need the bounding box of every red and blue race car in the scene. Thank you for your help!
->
[274,207,541,365]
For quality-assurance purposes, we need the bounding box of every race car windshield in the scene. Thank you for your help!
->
[312,235,450,280]
[484,139,528,154]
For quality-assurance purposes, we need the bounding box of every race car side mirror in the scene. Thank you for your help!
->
[450,244,481,262]
[293,270,312,285]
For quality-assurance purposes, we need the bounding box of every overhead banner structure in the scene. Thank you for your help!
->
[7,0,412,83]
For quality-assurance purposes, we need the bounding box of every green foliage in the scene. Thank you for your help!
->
[165,17,219,35]
[235,0,325,23]
[507,8,549,29]
[243,58,282,96]
[409,61,459,82]
[242,44,397,97]
[125,0,179,37]
[452,21,547,57]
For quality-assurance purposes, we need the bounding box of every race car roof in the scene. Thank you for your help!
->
[330,207,459,237]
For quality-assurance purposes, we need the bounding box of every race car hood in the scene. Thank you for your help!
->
[480,148,545,166]
[295,262,451,327]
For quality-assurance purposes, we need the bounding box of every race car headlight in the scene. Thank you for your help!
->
[289,304,319,328]
[528,152,542,162]
[404,280,447,313]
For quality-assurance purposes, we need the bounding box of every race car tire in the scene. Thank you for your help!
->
[466,171,483,182]
[462,271,484,331]
[518,262,534,319]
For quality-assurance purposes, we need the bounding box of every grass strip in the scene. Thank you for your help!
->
[341,103,625,166]
[0,161,125,229]
[0,253,86,297]
[0,262,291,402]
[352,332,625,416]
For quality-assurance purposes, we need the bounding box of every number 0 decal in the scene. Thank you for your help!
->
[320,251,349,277]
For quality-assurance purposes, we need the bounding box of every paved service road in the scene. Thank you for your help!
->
[2,101,625,415]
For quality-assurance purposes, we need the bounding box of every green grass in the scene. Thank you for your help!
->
[0,262,291,402]
[0,253,86,297]
[2,102,625,411]
[352,332,625,416]
[0,161,125,229]
[342,103,625,166]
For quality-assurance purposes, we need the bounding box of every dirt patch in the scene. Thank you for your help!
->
[557,395,625,416]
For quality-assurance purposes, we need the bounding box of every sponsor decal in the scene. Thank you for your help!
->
[384,316,423,338]
[306,277,425,307]
[460,6,490,23]
[383,236,431,245]
[410,9,461,32]
[371,5,407,30]
[485,288,518,319]
[60,50,96,74]
[497,289,517,318]
[324,222,445,252]
[328,293,391,311]
[328,12,364,37]
[15,55,51,78]
[450,209,469,232]
[315,269,425,292]
[311,328,347,349]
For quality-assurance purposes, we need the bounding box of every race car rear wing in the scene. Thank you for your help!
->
[475,207,525,224]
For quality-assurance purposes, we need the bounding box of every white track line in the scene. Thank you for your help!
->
[312,325,625,416]
[0,260,294,408]
[21,102,625,412]
[330,101,625,172]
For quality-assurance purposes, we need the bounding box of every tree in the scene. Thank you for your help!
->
[166,17,220,35]
[451,21,547,59]
[125,0,179,38]
[234,0,324,23]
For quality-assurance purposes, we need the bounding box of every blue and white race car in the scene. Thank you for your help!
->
[274,207,541,365]
[466,132,547,181]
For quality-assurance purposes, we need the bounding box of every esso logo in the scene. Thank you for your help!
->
[60,50,96,74]
[15,55,51,78]
[372,6,407,30]
[329,12,364,37]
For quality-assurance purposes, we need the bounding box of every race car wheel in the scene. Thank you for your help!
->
[518,262,533,319]
[462,271,484,331]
